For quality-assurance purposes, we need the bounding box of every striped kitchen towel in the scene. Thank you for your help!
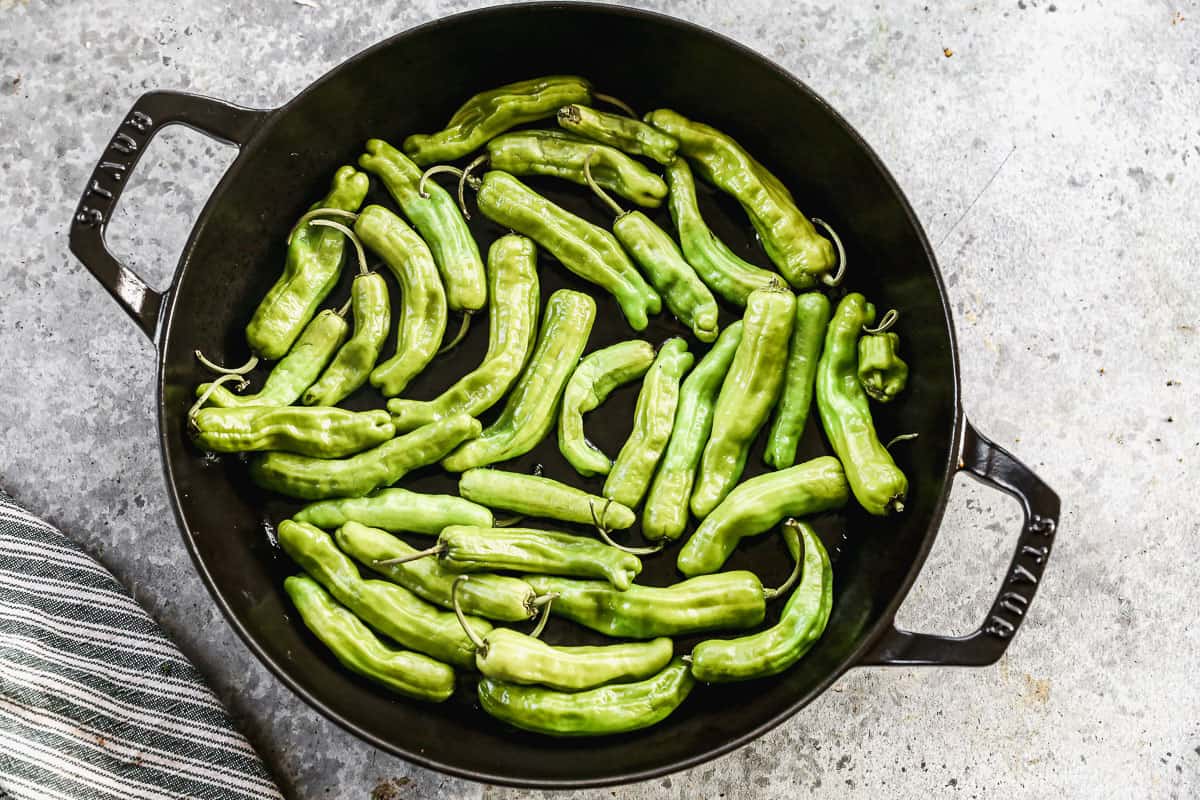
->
[0,490,283,800]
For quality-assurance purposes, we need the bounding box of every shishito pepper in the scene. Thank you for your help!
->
[764,292,832,469]
[189,406,393,458]
[557,103,679,165]
[293,487,493,534]
[458,468,637,531]
[858,329,908,403]
[302,270,391,407]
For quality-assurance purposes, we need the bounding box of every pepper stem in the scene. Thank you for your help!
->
[582,150,626,218]
[886,432,920,449]
[188,373,248,423]
[811,218,847,287]
[592,92,637,118]
[527,593,556,640]
[309,219,369,276]
[589,499,664,555]
[335,296,353,318]
[493,514,526,528]
[763,519,804,601]
[373,543,446,566]
[863,309,899,334]
[287,208,359,245]
[458,155,489,220]
[194,351,258,376]
[451,576,487,652]
[438,312,472,355]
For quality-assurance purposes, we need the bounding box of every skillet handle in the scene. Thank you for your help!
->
[68,91,269,340]
[860,418,1060,667]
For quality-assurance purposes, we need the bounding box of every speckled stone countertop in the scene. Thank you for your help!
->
[1,1,1197,797]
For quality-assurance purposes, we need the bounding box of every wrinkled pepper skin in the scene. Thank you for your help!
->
[198,309,347,408]
[335,522,539,622]
[302,272,391,406]
[664,158,781,306]
[557,104,679,165]
[388,235,540,432]
[246,166,369,359]
[354,205,448,397]
[816,294,908,515]
[525,574,766,638]
[646,109,836,288]
[642,322,743,541]
[764,292,833,469]
[458,468,636,530]
[403,76,593,166]
[442,290,595,472]
[691,521,833,682]
[277,521,490,669]
[558,340,656,477]
[284,575,455,702]
[189,406,393,458]
[691,287,796,518]
[250,414,481,500]
[677,456,848,576]
[603,338,694,509]
[858,331,908,403]
[478,658,694,737]
[359,138,486,312]
[487,130,668,208]
[474,626,673,692]
[476,171,661,331]
[435,525,642,591]
[293,487,493,534]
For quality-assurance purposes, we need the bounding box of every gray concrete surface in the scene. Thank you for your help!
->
[1,0,1197,797]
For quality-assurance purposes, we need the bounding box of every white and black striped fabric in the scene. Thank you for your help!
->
[0,491,283,800]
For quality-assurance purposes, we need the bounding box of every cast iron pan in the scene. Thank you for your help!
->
[67,3,1061,788]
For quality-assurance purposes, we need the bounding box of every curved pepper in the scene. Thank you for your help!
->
[646,109,836,288]
[764,292,833,468]
[691,286,796,517]
[557,103,679,165]
[664,158,781,306]
[249,413,481,500]
[816,293,908,515]
[475,171,660,331]
[442,290,595,472]
[478,657,694,737]
[691,521,833,682]
[359,138,486,312]
[293,487,493,534]
[387,235,540,432]
[642,321,743,541]
[458,468,636,530]
[603,338,694,509]
[858,331,908,403]
[284,575,455,702]
[677,456,848,576]
[354,205,447,397]
[246,166,369,359]
[302,272,391,406]
[525,573,766,638]
[558,340,656,477]
[189,406,393,458]
[403,75,593,166]
[278,521,490,669]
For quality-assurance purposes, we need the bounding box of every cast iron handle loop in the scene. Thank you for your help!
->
[861,418,1060,667]
[68,91,269,340]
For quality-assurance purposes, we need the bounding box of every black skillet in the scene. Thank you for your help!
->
[67,3,1060,789]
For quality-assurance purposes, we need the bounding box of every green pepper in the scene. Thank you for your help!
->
[197,307,347,408]
[603,338,694,509]
[293,487,493,534]
[486,130,667,207]
[642,321,743,541]
[189,406,394,458]
[478,657,694,737]
[404,76,593,166]
[284,575,455,702]
[354,205,447,397]
[690,520,832,682]
[442,290,595,472]
[301,272,391,406]
[458,468,636,530]
[764,292,832,469]
[246,166,369,360]
[691,286,796,518]
[816,293,908,515]
[663,158,781,307]
[277,520,490,669]
[335,522,547,622]
[475,171,661,331]
[249,414,481,500]
[677,456,848,576]
[525,573,766,638]
[558,340,656,477]
[646,109,837,289]
[858,331,908,403]
[557,103,679,165]
[387,235,540,432]
[359,138,486,313]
